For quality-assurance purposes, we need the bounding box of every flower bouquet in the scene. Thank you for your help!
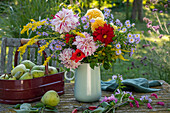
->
[18,4,140,102]
[18,5,140,71]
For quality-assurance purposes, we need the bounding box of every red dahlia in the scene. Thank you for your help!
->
[93,23,115,46]
[70,49,86,63]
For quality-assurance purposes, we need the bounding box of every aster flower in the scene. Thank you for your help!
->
[132,23,135,27]
[129,102,133,108]
[125,20,130,25]
[126,24,131,28]
[93,23,115,46]
[85,8,104,20]
[111,14,114,19]
[73,32,96,56]
[157,102,164,106]
[81,16,87,24]
[115,19,120,24]
[108,94,118,103]
[122,27,127,33]
[147,103,152,109]
[115,43,121,49]
[116,49,121,55]
[127,33,133,38]
[100,96,109,103]
[159,34,163,39]
[51,8,79,33]
[104,8,111,14]
[59,48,81,69]
[90,19,95,23]
[104,12,109,19]
[115,89,120,95]
[55,44,62,50]
[129,38,135,43]
[83,22,89,29]
[150,93,158,99]
[70,49,86,63]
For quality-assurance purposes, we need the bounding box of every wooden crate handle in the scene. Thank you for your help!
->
[14,38,49,75]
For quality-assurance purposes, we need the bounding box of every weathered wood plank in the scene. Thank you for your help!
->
[22,48,28,61]
[52,53,57,67]
[29,48,35,63]
[6,38,21,47]
[0,38,7,74]
[7,47,14,73]
[37,48,42,65]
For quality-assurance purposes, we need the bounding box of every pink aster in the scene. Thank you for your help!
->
[157,102,164,106]
[73,32,96,56]
[129,102,133,108]
[150,93,158,99]
[147,103,152,109]
[59,48,81,69]
[51,8,79,33]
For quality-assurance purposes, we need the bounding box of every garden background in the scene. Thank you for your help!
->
[0,0,169,83]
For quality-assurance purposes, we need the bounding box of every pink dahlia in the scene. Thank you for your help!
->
[51,8,79,33]
[59,48,81,69]
[73,32,96,56]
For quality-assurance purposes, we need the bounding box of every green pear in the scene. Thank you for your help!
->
[21,60,35,69]
[31,65,45,71]
[26,69,30,72]
[48,66,58,75]
[41,90,60,106]
[31,70,45,78]
[14,71,24,79]
[0,74,9,80]
[11,64,26,76]
[19,72,33,80]
[8,76,16,80]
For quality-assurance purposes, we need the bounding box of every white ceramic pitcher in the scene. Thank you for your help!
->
[65,63,101,102]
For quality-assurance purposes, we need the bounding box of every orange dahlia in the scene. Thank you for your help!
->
[85,8,104,20]
[93,23,115,47]
[91,17,106,32]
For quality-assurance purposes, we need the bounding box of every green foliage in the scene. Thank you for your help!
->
[0,0,63,38]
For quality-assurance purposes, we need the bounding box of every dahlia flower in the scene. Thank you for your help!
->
[91,17,106,32]
[85,8,104,20]
[51,8,79,33]
[93,23,115,46]
[73,32,96,56]
[59,48,81,69]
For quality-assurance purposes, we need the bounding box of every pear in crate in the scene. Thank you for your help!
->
[31,70,45,78]
[41,90,60,106]
[31,65,45,71]
[14,71,24,79]
[48,66,58,75]
[19,72,33,80]
[21,60,35,69]
[0,74,9,80]
[8,76,16,80]
[26,69,30,72]
[11,64,26,76]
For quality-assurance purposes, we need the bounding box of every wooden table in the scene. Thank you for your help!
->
[0,80,169,113]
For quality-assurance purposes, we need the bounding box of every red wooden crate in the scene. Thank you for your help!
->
[0,39,64,104]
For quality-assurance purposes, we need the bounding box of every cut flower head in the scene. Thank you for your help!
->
[18,5,140,70]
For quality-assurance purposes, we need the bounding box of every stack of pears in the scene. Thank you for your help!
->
[0,60,58,80]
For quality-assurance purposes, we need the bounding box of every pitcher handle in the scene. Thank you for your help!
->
[64,69,75,81]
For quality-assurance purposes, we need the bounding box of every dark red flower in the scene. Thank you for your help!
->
[70,49,86,63]
[93,23,115,46]
[129,96,135,100]
[65,34,76,43]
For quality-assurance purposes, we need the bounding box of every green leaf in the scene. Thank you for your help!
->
[13,104,21,109]
[44,108,58,112]
[45,105,56,109]
[33,102,44,108]
[103,62,110,70]
[101,102,109,108]
[90,107,105,113]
